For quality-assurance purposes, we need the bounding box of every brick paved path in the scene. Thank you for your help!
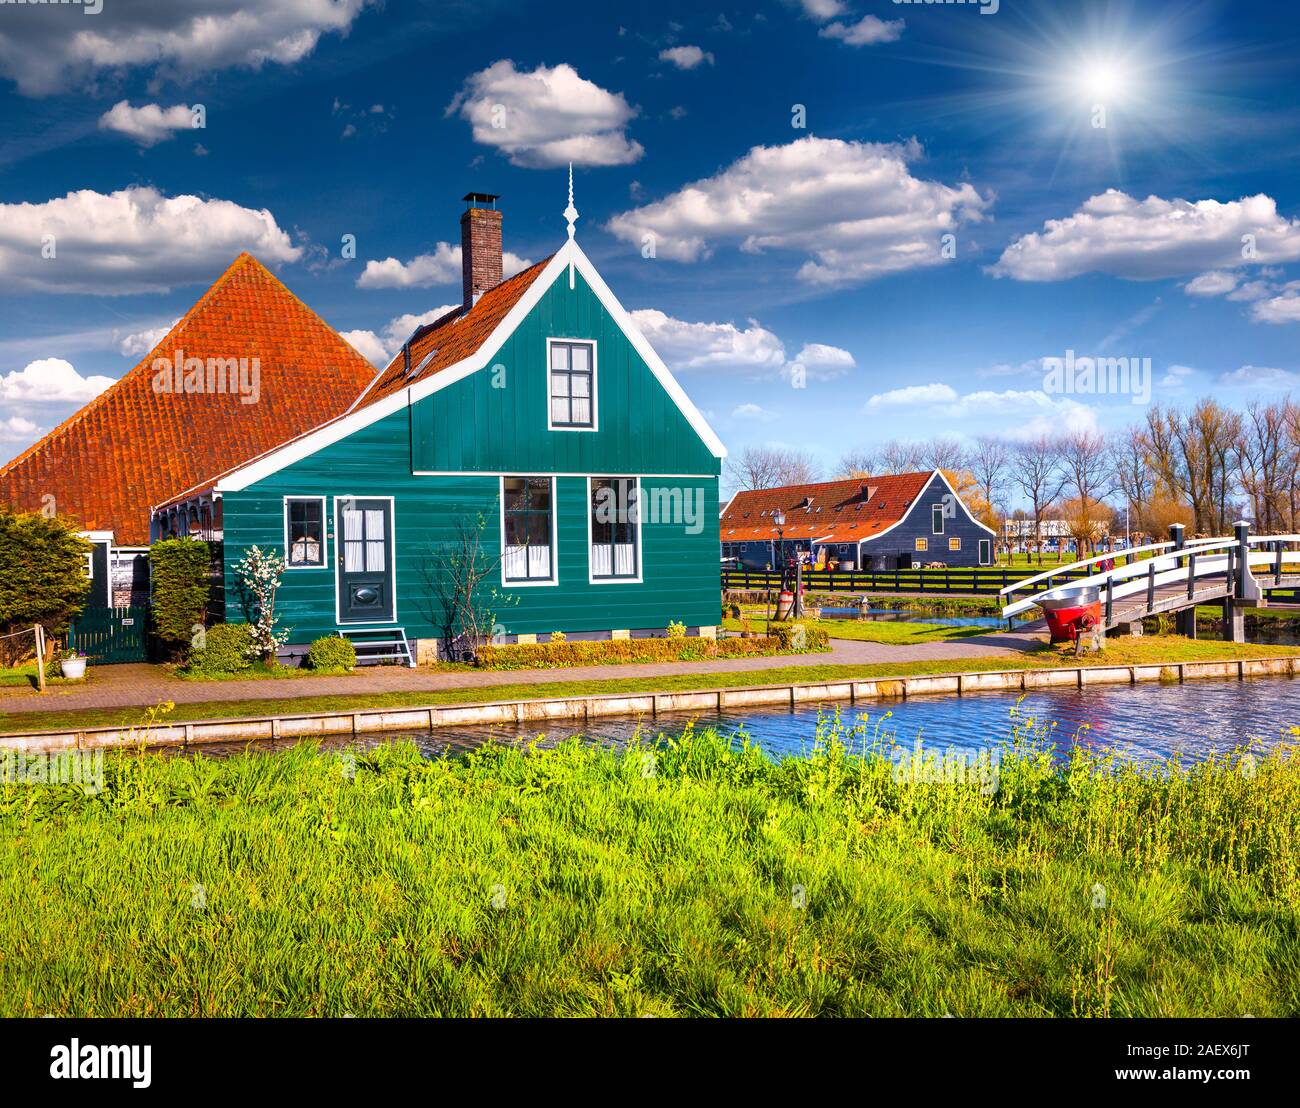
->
[0,631,1044,715]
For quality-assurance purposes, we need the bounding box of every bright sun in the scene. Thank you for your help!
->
[1080,60,1128,102]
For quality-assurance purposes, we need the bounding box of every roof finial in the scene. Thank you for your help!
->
[564,162,579,240]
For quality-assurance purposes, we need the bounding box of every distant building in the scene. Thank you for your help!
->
[721,471,996,569]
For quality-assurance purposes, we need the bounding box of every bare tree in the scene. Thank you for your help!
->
[967,435,1009,505]
[1059,430,1113,555]
[1011,437,1067,564]
[1110,425,1153,542]
[921,437,967,474]
[1236,399,1290,531]
[416,514,511,662]
[724,445,821,492]
[876,440,927,474]
[835,448,879,478]
[1147,400,1241,533]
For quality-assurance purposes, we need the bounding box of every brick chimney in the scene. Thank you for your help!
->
[460,192,502,311]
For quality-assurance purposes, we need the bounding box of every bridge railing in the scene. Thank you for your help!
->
[1001,532,1300,621]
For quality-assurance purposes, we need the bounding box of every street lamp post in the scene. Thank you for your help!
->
[772,509,786,627]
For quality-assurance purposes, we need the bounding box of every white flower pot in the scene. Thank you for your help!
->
[60,657,87,680]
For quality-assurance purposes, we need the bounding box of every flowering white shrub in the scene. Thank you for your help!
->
[232,545,290,661]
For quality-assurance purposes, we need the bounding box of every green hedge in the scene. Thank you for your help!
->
[0,507,90,664]
[149,538,211,657]
[184,624,254,677]
[476,625,829,671]
[305,635,357,672]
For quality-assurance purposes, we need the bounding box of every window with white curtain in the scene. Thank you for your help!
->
[549,341,594,428]
[502,477,554,582]
[285,498,325,567]
[590,477,639,580]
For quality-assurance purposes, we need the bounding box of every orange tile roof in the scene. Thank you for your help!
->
[150,255,560,507]
[721,472,934,543]
[357,255,554,412]
[0,253,378,546]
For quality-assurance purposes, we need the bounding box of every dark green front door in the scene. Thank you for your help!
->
[336,498,395,623]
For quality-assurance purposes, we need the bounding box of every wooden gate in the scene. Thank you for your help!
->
[68,607,148,664]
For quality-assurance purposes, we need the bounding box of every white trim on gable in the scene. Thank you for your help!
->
[213,240,725,494]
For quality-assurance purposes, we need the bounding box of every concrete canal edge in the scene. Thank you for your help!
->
[3,655,1298,754]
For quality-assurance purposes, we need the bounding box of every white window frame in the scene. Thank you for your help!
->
[915,537,928,552]
[283,496,329,570]
[978,538,992,566]
[500,475,559,587]
[948,537,961,552]
[586,476,643,584]
[932,504,945,535]
[546,337,598,432]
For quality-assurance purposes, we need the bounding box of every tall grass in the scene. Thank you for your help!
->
[1,715,1297,1017]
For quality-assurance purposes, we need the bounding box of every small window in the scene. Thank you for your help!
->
[502,477,555,583]
[915,537,928,552]
[285,498,325,567]
[590,477,639,580]
[948,537,961,552]
[932,504,945,534]
[549,340,595,429]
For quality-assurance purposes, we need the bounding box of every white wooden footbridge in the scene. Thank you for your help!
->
[1000,523,1300,640]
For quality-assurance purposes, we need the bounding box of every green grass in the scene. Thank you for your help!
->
[0,663,80,689]
[2,721,1297,1016]
[1,636,1296,737]
[724,616,988,644]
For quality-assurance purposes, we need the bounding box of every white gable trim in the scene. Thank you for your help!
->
[215,241,724,493]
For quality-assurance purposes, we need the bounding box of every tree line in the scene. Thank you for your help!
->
[723,397,1298,558]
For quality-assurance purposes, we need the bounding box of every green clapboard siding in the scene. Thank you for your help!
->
[222,266,721,643]
[410,270,717,475]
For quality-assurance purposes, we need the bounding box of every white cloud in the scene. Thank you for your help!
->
[992,190,1300,282]
[118,321,180,358]
[1251,284,1300,324]
[99,101,196,146]
[1159,364,1199,389]
[799,0,847,20]
[607,137,989,285]
[446,60,643,168]
[0,415,41,446]
[786,342,855,382]
[0,358,115,406]
[1220,365,1298,387]
[732,403,777,422]
[1184,270,1238,297]
[341,305,460,367]
[864,381,1100,438]
[866,383,958,409]
[629,309,853,383]
[0,187,301,295]
[659,46,714,69]
[819,15,904,46]
[629,309,786,371]
[0,0,375,97]
[356,243,532,290]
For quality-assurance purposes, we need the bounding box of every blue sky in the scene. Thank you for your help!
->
[2,0,1299,479]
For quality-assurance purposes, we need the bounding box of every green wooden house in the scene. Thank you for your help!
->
[155,188,726,664]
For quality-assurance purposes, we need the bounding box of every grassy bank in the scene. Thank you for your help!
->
[1,636,1297,737]
[724,615,987,644]
[2,722,1296,1017]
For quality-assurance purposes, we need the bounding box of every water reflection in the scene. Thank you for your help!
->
[184,674,1300,765]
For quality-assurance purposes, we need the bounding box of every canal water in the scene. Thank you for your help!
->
[192,673,1300,764]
